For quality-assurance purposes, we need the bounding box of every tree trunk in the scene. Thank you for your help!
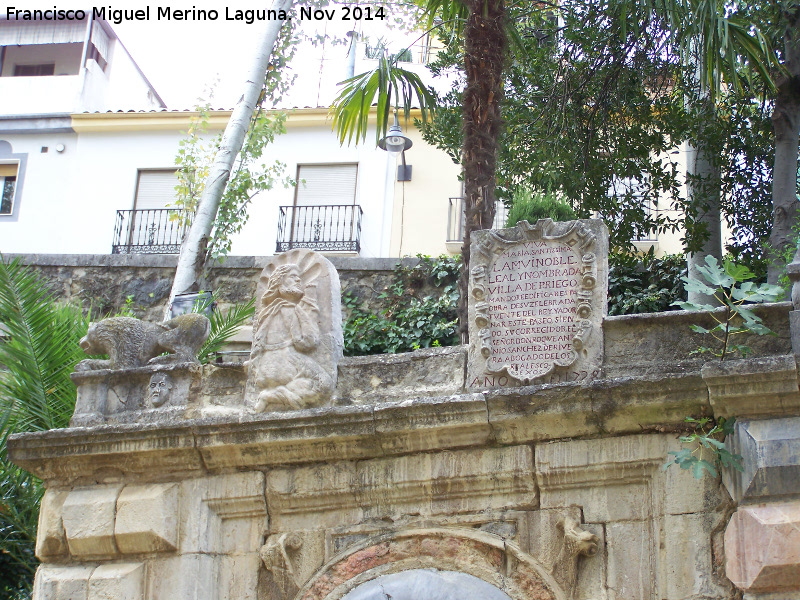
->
[686,138,723,305]
[458,0,507,341]
[168,0,293,313]
[768,8,800,287]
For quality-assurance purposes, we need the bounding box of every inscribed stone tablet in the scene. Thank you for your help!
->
[467,219,608,389]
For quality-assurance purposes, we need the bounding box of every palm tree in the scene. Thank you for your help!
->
[0,256,91,594]
[330,1,505,338]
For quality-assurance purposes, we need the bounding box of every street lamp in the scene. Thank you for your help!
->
[378,111,413,181]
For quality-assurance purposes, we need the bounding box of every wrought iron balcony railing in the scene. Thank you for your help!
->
[112,208,188,254]
[276,204,363,254]
[447,198,509,242]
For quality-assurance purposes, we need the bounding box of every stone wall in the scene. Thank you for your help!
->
[6,242,800,600]
[9,299,800,600]
[6,254,411,320]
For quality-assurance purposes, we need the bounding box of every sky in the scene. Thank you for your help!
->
[79,0,421,109]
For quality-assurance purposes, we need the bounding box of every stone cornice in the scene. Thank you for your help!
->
[10,354,800,484]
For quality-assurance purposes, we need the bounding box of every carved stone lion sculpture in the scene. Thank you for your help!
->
[245,249,343,412]
[75,313,211,371]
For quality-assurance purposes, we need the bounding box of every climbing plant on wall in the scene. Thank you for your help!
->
[343,255,460,356]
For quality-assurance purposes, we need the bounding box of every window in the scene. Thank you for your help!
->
[134,169,179,210]
[285,164,360,251]
[117,169,183,253]
[447,198,508,242]
[13,63,55,77]
[607,177,658,242]
[295,164,358,207]
[86,44,107,71]
[0,163,19,215]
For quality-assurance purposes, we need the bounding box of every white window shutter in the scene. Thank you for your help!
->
[296,164,357,206]
[134,170,178,210]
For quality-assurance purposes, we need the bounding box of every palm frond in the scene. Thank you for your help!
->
[330,54,438,147]
[663,0,778,96]
[0,257,88,446]
[0,256,87,596]
[196,298,256,364]
[0,458,41,586]
[415,0,469,37]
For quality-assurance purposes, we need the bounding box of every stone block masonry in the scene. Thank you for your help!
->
[10,333,800,600]
[4,253,413,321]
[6,248,800,600]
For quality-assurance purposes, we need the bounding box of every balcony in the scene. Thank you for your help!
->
[0,75,82,115]
[446,198,509,243]
[276,205,363,254]
[111,209,187,254]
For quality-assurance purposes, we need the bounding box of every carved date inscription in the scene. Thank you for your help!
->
[485,240,580,380]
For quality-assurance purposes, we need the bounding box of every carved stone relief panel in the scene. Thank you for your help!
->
[69,364,201,426]
[468,219,608,389]
[245,248,343,413]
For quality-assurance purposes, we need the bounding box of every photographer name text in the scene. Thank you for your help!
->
[7,5,387,24]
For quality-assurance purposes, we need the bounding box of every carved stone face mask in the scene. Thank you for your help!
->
[148,373,173,407]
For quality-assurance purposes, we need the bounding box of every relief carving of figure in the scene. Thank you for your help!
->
[260,533,304,598]
[245,249,342,412]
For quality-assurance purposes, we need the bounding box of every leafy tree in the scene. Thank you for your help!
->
[762,1,800,285]
[422,2,687,245]
[171,102,294,268]
[420,1,777,278]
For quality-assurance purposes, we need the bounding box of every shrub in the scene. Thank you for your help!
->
[506,188,577,227]
[608,249,687,315]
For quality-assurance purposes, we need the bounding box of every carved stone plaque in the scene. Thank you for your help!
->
[468,219,608,389]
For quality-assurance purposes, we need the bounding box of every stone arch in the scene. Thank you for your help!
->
[294,528,567,600]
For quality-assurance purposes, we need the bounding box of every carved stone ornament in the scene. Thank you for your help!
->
[550,516,599,600]
[468,219,608,388]
[245,249,343,413]
[74,313,211,372]
[260,532,305,599]
[147,372,173,408]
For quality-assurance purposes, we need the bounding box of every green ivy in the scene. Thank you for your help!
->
[343,255,460,356]
[608,249,687,315]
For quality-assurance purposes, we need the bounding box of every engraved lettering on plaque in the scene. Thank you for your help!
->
[485,240,581,380]
[468,219,607,388]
